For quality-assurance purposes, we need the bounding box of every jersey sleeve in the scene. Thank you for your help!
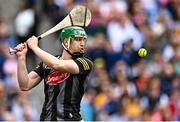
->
[33,62,44,78]
[74,57,93,75]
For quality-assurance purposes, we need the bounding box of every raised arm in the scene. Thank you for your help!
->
[26,36,80,74]
[16,43,42,91]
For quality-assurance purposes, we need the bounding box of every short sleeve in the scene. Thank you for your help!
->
[33,62,44,78]
[74,57,93,75]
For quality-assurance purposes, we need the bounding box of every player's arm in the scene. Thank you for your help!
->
[17,55,42,91]
[27,71,42,90]
[19,71,41,91]
[29,46,80,74]
[26,36,80,74]
[16,42,42,91]
[51,58,93,75]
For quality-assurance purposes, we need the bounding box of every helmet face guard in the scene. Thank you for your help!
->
[60,26,87,58]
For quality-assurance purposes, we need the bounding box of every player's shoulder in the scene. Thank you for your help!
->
[76,57,93,65]
[74,57,93,70]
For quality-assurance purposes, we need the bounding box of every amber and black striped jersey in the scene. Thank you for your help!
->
[33,57,93,121]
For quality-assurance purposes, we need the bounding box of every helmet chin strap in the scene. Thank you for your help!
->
[65,50,84,59]
[62,38,84,59]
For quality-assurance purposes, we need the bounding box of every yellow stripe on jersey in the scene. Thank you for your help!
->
[77,59,87,70]
[77,58,90,70]
[81,58,90,70]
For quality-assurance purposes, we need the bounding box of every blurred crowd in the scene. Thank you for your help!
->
[0,0,180,121]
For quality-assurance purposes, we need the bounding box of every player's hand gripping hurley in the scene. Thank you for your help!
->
[9,5,92,55]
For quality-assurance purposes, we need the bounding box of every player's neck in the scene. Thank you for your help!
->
[60,50,73,60]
